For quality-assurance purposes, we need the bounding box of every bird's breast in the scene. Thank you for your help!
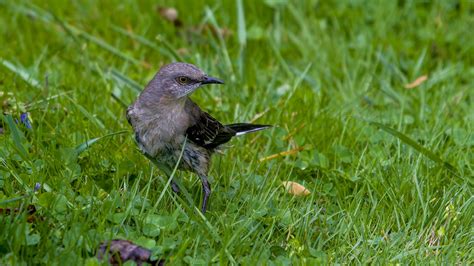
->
[129,104,190,158]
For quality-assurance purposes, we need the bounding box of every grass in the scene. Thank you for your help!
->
[0,0,473,264]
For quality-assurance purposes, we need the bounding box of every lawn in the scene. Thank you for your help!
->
[0,0,472,264]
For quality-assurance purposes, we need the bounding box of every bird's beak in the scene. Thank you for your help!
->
[201,76,224,85]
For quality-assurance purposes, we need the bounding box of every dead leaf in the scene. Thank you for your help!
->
[141,60,152,69]
[435,15,443,28]
[404,75,428,89]
[157,6,182,27]
[282,181,310,196]
[259,146,306,162]
[187,24,233,39]
[177,48,189,56]
[203,24,232,38]
[0,204,40,223]
[97,239,164,266]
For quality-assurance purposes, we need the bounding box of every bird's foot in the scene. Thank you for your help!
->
[200,175,211,214]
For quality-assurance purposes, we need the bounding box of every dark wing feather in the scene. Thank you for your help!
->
[186,111,236,150]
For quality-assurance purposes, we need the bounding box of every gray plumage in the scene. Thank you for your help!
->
[127,62,270,213]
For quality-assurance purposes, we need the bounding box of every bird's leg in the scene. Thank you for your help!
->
[171,180,180,193]
[158,163,180,194]
[199,174,211,213]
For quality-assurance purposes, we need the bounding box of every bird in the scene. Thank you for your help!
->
[126,62,270,213]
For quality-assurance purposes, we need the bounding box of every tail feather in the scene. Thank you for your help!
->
[226,123,272,136]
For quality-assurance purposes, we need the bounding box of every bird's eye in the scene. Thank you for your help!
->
[176,76,190,85]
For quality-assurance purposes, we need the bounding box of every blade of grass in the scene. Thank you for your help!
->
[111,89,129,109]
[110,68,142,92]
[2,115,29,160]
[236,0,246,79]
[110,25,178,61]
[284,62,312,105]
[236,0,246,47]
[391,246,447,261]
[368,121,458,175]
[25,91,73,110]
[66,96,106,130]
[151,137,225,252]
[154,138,190,209]
[269,40,292,78]
[60,56,138,109]
[204,7,234,76]
[0,194,30,205]
[0,158,29,192]
[75,130,128,155]
[154,35,185,62]
[15,3,142,66]
[1,115,32,191]
[69,26,142,66]
[1,59,41,89]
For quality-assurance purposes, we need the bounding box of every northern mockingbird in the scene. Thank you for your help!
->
[127,62,270,213]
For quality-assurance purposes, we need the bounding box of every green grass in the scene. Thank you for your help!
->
[0,0,473,264]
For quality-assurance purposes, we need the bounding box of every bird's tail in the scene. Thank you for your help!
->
[227,123,272,136]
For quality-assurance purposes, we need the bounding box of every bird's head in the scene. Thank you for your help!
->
[149,62,224,99]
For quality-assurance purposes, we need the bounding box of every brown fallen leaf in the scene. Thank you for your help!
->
[282,181,311,196]
[176,48,189,56]
[203,24,233,39]
[141,60,152,69]
[157,6,182,27]
[97,239,164,266]
[0,204,40,223]
[187,24,233,39]
[404,75,428,89]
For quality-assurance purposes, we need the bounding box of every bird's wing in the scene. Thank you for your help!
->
[186,111,236,149]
